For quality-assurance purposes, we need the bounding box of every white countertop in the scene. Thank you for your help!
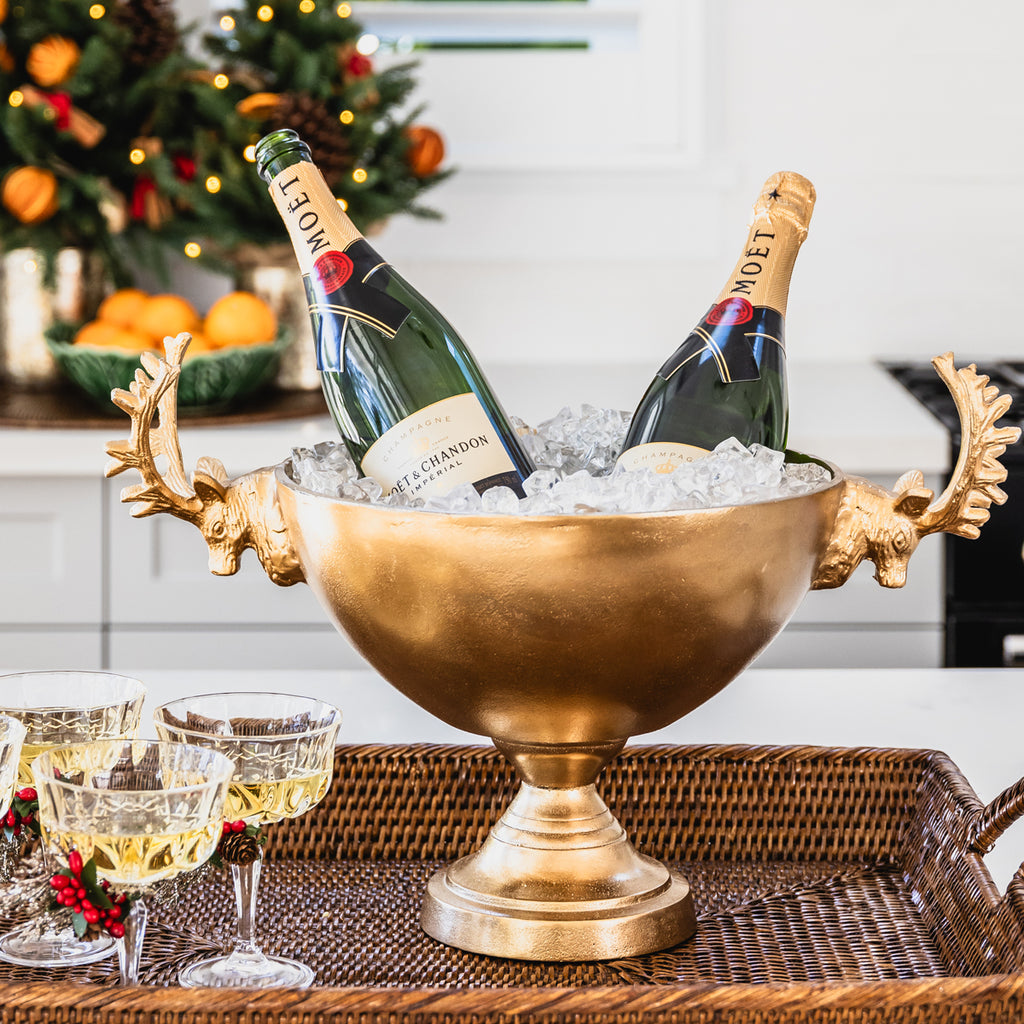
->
[1,360,949,478]
[10,664,1018,893]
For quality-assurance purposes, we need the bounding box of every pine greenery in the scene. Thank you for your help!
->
[201,0,451,248]
[0,0,450,285]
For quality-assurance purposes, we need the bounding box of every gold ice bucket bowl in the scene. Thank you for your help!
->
[105,340,1019,961]
[276,470,839,745]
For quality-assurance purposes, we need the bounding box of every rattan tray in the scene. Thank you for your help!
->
[2,741,1024,1023]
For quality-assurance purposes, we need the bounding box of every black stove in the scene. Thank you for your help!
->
[883,360,1024,443]
[882,360,1024,666]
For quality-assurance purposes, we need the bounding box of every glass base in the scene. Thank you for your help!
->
[179,950,314,989]
[0,921,117,967]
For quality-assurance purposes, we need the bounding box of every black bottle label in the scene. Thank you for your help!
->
[307,238,412,353]
[658,300,783,384]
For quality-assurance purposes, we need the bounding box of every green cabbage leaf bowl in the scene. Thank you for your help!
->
[45,322,288,415]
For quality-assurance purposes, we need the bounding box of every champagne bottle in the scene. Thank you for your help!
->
[617,171,816,473]
[254,129,536,500]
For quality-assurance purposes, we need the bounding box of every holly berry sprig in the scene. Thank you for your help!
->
[2,787,41,842]
[49,849,135,940]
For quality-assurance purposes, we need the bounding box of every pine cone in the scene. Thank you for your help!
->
[218,832,261,865]
[267,93,351,188]
[113,0,179,69]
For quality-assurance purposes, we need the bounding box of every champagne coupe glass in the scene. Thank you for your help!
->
[0,671,146,967]
[154,692,342,989]
[0,716,27,821]
[32,739,234,985]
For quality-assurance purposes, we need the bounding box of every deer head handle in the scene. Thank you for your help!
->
[813,353,1020,590]
[104,334,304,587]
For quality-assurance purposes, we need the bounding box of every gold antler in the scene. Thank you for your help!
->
[913,353,1019,538]
[105,335,303,586]
[105,333,203,523]
[813,352,1020,590]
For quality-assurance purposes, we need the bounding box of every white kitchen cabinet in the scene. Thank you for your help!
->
[0,476,106,668]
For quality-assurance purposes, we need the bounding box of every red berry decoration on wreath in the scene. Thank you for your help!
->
[49,848,135,940]
[2,787,40,841]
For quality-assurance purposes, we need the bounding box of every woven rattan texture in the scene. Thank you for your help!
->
[1,742,1023,1023]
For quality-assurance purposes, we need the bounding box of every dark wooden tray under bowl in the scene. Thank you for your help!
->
[2,742,1024,1023]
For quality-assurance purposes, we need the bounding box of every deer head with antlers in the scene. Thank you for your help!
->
[812,352,1020,590]
[104,333,304,587]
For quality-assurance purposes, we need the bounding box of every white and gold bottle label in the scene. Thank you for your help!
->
[362,393,518,501]
[616,441,709,474]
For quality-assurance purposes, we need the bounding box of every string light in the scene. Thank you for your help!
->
[89,4,105,17]
[339,110,354,125]
[23,259,37,274]
[129,148,146,165]
[257,5,274,21]
[356,34,380,56]
[352,168,367,184]
[8,91,24,108]
[205,176,222,194]
[184,242,202,259]
[243,145,257,162]
[337,198,348,211]
[336,3,351,17]
[213,73,229,89]
[299,0,316,11]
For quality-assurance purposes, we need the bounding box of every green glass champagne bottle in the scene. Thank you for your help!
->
[254,129,535,500]
[617,171,816,473]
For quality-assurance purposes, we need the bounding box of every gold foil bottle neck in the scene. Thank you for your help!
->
[751,171,816,242]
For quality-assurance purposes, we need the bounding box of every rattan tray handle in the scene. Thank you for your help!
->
[968,775,1024,855]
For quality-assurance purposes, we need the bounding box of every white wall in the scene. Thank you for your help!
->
[175,1,1024,367]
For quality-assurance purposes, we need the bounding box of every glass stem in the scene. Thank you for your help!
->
[117,898,147,985]
[230,853,265,960]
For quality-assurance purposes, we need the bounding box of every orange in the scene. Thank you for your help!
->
[203,291,278,348]
[73,321,155,352]
[96,288,150,329]
[135,293,201,342]
[181,330,216,358]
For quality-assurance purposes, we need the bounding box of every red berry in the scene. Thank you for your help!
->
[71,903,81,914]
[231,820,246,833]
[50,874,70,890]
[16,787,36,801]
[222,821,232,835]
[107,905,122,920]
[68,850,83,876]
[4,809,14,826]
[60,886,77,903]
[83,909,100,924]
[108,923,125,939]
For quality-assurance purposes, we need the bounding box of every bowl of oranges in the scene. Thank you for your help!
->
[46,288,288,414]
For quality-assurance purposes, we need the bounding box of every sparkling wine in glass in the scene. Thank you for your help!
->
[0,716,27,821]
[154,692,342,988]
[0,671,146,967]
[32,739,234,985]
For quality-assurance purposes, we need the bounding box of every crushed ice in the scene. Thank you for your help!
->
[285,404,832,515]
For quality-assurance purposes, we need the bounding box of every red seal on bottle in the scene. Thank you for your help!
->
[707,297,753,326]
[314,251,354,292]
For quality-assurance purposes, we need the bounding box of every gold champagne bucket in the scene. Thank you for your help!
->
[105,340,1019,961]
